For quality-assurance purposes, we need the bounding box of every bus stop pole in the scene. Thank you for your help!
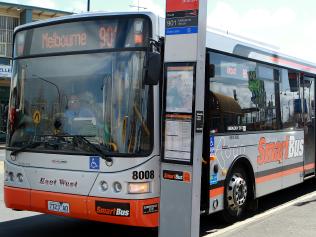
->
[159,1,207,237]
[191,0,207,235]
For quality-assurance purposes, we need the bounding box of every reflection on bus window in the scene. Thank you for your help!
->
[209,52,278,133]
[9,51,152,155]
[280,69,300,128]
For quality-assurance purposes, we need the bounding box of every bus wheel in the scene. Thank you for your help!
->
[222,166,249,223]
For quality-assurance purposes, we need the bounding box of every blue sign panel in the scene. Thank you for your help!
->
[166,26,198,35]
[210,174,218,185]
[89,156,100,170]
[210,136,215,154]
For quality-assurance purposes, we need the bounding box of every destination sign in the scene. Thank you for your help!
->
[166,0,199,35]
[14,17,149,57]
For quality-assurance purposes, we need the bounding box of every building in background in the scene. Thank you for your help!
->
[0,1,72,134]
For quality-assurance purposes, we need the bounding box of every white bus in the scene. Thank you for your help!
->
[4,11,316,226]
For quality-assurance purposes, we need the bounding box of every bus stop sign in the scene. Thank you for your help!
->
[159,0,207,237]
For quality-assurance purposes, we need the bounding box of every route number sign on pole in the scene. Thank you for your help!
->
[159,1,207,237]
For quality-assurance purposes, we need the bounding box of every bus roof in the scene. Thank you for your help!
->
[15,11,316,75]
[205,27,316,74]
[14,11,158,33]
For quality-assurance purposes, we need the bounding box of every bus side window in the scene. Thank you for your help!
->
[209,52,279,133]
[280,69,301,129]
[301,76,314,126]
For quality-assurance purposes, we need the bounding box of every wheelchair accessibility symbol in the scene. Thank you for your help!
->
[210,136,215,155]
[89,156,100,170]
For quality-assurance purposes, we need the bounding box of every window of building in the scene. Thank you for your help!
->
[0,15,19,57]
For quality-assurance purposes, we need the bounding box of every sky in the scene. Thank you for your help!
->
[4,0,316,63]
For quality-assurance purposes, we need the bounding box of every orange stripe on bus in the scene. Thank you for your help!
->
[304,163,315,171]
[87,196,159,227]
[31,189,88,219]
[256,166,304,184]
[270,57,316,73]
[209,187,224,198]
[4,186,159,227]
[165,114,192,119]
[4,186,31,210]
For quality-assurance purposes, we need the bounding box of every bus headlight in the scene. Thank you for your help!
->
[17,173,24,183]
[8,171,14,182]
[4,171,9,182]
[99,180,108,192]
[128,182,150,194]
[113,182,122,193]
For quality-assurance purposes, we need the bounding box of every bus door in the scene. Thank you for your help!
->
[301,75,315,176]
[200,53,211,212]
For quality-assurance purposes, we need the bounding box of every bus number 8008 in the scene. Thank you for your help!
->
[132,170,155,180]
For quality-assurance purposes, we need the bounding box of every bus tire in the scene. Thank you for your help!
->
[221,165,249,223]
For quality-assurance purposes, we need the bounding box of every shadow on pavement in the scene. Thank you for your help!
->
[0,214,158,237]
[257,179,316,211]
[200,179,316,236]
[294,197,316,207]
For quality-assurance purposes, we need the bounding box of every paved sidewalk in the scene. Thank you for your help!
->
[211,191,316,237]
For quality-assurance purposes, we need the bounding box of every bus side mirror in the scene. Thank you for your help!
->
[145,52,161,85]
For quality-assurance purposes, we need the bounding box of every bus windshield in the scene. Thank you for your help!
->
[8,16,153,156]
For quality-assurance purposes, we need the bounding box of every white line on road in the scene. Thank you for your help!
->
[204,190,316,237]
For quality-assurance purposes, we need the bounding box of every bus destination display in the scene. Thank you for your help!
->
[15,17,148,57]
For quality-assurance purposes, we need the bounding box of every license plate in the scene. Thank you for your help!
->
[48,201,70,213]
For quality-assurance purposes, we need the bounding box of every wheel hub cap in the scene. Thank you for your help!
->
[227,174,247,209]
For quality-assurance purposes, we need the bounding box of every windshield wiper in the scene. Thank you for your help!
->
[51,134,113,163]
[10,141,45,157]
[10,134,113,163]
[10,135,66,157]
[71,135,113,163]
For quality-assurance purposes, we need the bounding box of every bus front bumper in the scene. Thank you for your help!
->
[4,186,159,227]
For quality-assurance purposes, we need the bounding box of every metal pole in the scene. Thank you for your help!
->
[87,0,90,11]
[159,1,207,237]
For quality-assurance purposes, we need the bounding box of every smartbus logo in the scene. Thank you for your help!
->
[95,201,130,217]
[162,170,191,183]
[257,136,304,165]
